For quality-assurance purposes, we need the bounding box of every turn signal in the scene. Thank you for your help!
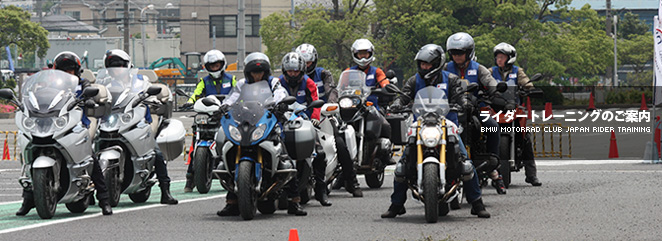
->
[366,101,373,107]
[326,106,338,111]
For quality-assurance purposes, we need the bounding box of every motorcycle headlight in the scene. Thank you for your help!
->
[53,115,68,129]
[120,112,133,124]
[23,117,36,129]
[339,98,353,108]
[195,114,209,125]
[103,113,120,128]
[420,126,442,148]
[228,125,242,142]
[251,124,266,142]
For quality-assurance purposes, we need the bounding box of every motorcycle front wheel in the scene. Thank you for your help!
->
[33,168,58,219]
[105,167,121,207]
[423,163,440,223]
[499,136,512,188]
[194,147,213,194]
[237,161,257,220]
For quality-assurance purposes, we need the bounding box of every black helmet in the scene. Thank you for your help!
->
[415,44,445,81]
[243,52,271,83]
[281,52,306,88]
[53,51,82,77]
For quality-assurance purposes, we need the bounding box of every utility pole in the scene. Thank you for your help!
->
[605,0,612,86]
[123,0,130,52]
[237,0,245,70]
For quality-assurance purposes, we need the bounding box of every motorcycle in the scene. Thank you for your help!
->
[336,70,393,188]
[175,89,224,194]
[386,84,475,223]
[209,81,300,220]
[0,70,103,219]
[94,68,185,206]
[493,74,543,187]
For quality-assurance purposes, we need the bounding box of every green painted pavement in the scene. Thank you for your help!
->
[0,181,227,231]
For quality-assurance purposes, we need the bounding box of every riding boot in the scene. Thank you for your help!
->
[381,204,406,218]
[492,176,507,195]
[287,197,307,216]
[345,177,363,197]
[99,198,113,215]
[314,179,332,206]
[217,203,240,216]
[184,173,194,193]
[470,198,490,218]
[159,182,179,205]
[15,190,35,216]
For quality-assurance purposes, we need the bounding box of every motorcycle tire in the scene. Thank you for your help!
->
[33,168,58,219]
[128,186,151,203]
[194,147,213,194]
[66,194,90,213]
[423,163,440,223]
[105,167,121,207]
[257,199,276,214]
[237,161,257,220]
[499,136,512,188]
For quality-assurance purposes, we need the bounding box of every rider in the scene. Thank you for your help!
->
[182,49,237,193]
[295,44,363,198]
[217,52,307,216]
[278,52,332,206]
[16,51,113,216]
[382,44,490,219]
[103,49,179,205]
[490,42,541,187]
[444,32,507,195]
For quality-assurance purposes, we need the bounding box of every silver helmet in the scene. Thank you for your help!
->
[203,49,227,79]
[446,32,475,62]
[281,52,306,86]
[351,39,375,68]
[493,42,517,66]
[414,44,445,80]
[295,43,318,75]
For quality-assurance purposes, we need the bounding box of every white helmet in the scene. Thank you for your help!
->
[351,39,375,68]
[295,43,318,75]
[493,42,517,66]
[203,49,227,79]
[104,49,132,68]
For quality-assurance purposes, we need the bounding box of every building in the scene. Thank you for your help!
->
[564,0,657,30]
[179,0,290,64]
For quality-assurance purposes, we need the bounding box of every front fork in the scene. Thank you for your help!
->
[416,119,447,196]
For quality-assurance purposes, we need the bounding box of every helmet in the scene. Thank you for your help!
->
[203,49,227,79]
[243,52,271,83]
[414,44,445,81]
[493,42,517,66]
[351,39,375,68]
[104,49,132,68]
[295,43,318,75]
[281,52,306,87]
[53,51,82,77]
[446,32,475,63]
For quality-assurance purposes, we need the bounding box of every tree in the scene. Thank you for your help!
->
[618,12,650,40]
[618,32,654,86]
[0,6,50,59]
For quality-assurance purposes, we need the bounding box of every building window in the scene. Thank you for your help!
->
[116,11,136,23]
[209,15,260,37]
[65,11,81,20]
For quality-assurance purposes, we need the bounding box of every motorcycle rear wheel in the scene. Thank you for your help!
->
[237,161,257,220]
[423,163,440,223]
[257,199,276,214]
[33,168,58,219]
[128,187,151,203]
[65,194,90,213]
[194,147,213,194]
[499,136,512,188]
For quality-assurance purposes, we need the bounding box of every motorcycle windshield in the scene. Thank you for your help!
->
[230,81,274,126]
[96,68,138,108]
[412,86,450,117]
[21,70,78,115]
[501,81,518,103]
[336,70,370,98]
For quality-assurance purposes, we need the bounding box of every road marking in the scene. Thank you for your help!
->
[537,159,645,166]
[0,193,227,235]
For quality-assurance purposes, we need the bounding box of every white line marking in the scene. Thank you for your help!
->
[537,159,645,166]
[0,193,227,235]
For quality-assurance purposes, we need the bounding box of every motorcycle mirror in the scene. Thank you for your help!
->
[0,89,15,101]
[308,100,325,109]
[201,97,218,107]
[385,69,396,79]
[528,89,544,98]
[384,84,400,94]
[496,82,508,93]
[529,73,543,83]
[146,86,161,96]
[466,83,479,93]
[175,89,188,97]
[280,96,297,105]
[214,94,226,102]
[81,87,99,99]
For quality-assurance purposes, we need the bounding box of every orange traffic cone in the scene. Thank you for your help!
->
[544,102,553,119]
[587,92,596,111]
[2,139,9,160]
[288,229,300,241]
[640,93,648,111]
[657,116,661,158]
[186,141,194,165]
[526,96,532,120]
[608,131,619,159]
